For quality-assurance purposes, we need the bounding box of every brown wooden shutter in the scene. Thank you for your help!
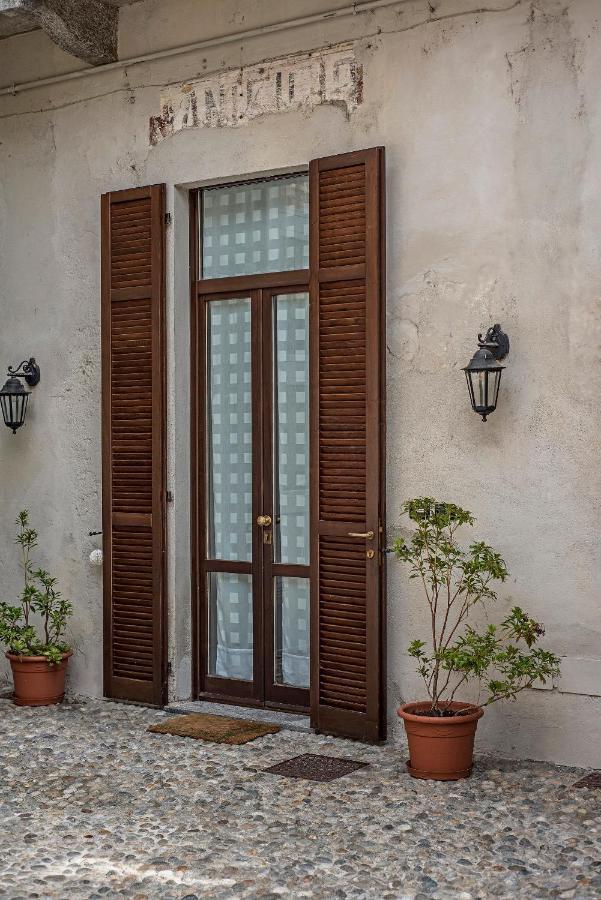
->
[101,184,167,706]
[309,148,386,742]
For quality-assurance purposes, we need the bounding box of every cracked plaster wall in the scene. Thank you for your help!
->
[0,0,600,766]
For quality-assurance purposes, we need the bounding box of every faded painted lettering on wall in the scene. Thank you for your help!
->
[149,44,362,144]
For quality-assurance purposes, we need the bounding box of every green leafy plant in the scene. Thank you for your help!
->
[0,511,72,665]
[393,498,560,714]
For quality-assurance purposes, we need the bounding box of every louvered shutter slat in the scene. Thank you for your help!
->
[310,149,385,742]
[101,184,167,706]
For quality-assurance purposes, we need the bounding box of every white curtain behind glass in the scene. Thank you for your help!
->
[273,294,310,687]
[202,176,309,279]
[207,299,254,680]
[203,176,311,687]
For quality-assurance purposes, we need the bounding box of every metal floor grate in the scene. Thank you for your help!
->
[263,753,368,782]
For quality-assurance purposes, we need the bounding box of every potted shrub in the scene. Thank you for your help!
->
[0,511,73,706]
[393,498,560,781]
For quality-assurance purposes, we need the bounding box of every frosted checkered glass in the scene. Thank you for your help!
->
[273,293,309,566]
[206,298,252,562]
[201,176,309,278]
[208,572,253,681]
[274,576,310,688]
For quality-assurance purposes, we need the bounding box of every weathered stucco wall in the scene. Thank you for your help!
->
[0,0,599,766]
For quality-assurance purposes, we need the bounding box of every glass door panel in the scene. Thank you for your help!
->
[274,576,310,688]
[206,298,252,562]
[205,296,255,690]
[272,293,310,566]
[208,572,253,680]
[264,290,310,705]
[198,286,310,708]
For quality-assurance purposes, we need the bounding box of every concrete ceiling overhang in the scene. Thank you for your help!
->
[0,0,140,64]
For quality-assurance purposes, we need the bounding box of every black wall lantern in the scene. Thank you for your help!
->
[463,325,509,421]
[0,358,41,434]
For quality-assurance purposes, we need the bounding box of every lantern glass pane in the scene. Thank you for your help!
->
[475,371,487,409]
[490,370,502,407]
[0,393,9,424]
[19,393,28,425]
[465,371,476,409]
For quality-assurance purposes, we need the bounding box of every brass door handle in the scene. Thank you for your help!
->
[257,515,272,527]
[348,530,374,540]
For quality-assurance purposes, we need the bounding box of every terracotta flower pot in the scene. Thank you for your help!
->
[398,700,484,781]
[6,650,72,707]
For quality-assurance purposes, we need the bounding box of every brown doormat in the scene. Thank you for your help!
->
[148,713,280,745]
[573,772,601,789]
[264,753,368,782]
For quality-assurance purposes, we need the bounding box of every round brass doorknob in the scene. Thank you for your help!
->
[257,515,272,527]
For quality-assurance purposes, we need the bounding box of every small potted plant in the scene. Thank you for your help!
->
[0,511,73,706]
[394,498,560,781]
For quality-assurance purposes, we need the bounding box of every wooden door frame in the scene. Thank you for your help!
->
[195,286,264,706]
[190,189,311,711]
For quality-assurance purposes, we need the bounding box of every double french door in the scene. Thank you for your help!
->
[193,277,311,710]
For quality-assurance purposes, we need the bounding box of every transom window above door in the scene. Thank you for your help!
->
[200,174,309,279]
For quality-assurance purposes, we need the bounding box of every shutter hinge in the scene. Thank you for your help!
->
[166,490,174,503]
[164,212,172,226]
[167,660,173,677]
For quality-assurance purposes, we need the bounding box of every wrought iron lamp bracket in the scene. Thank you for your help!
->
[7,357,41,387]
[476,324,510,361]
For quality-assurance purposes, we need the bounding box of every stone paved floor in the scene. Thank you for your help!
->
[1,699,599,899]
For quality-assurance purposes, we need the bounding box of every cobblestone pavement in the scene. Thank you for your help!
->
[1,698,599,899]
